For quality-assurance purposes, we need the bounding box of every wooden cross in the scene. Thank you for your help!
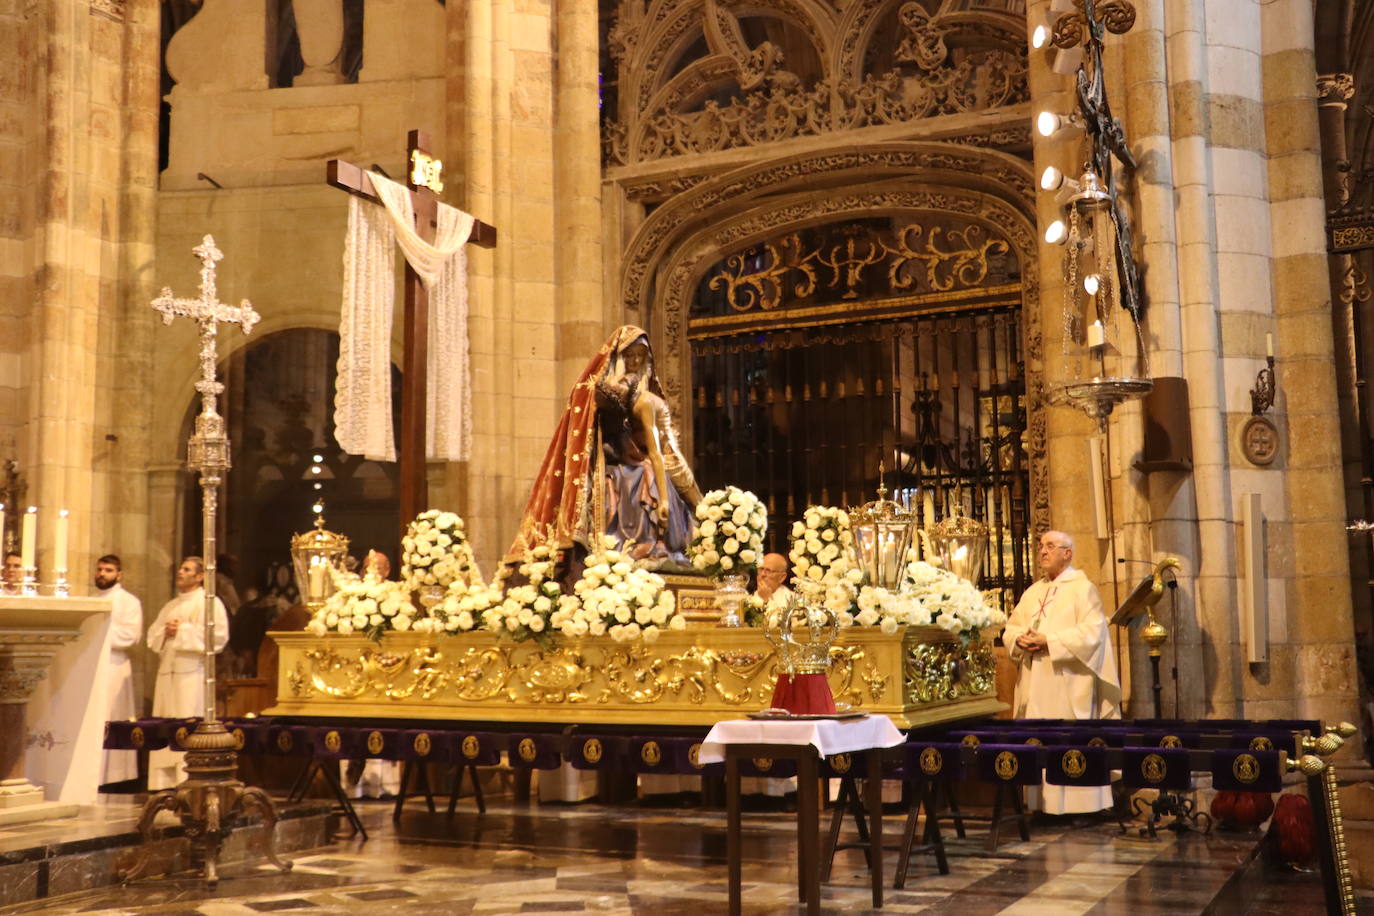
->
[326,129,497,526]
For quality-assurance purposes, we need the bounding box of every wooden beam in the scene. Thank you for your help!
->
[325,158,498,248]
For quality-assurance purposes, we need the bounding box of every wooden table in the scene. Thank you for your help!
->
[705,716,903,916]
[724,742,885,915]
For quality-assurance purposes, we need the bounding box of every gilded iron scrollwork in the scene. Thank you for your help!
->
[707,219,1011,312]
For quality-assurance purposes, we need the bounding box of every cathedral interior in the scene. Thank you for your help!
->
[4,0,1374,912]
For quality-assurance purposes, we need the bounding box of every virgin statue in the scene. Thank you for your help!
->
[506,326,703,570]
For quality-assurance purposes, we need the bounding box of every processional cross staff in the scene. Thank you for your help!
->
[122,235,291,887]
[326,130,497,525]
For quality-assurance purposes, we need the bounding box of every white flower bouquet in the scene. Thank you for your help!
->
[306,571,422,642]
[482,543,566,644]
[557,537,684,643]
[435,580,503,634]
[689,486,767,578]
[788,505,863,588]
[901,557,1007,639]
[782,507,1004,642]
[401,509,482,590]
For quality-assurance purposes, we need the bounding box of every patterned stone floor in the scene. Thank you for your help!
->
[2,796,1356,916]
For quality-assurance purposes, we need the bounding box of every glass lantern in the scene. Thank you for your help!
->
[926,506,988,587]
[290,506,349,610]
[849,477,917,591]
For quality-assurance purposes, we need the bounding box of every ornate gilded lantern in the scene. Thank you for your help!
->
[849,472,917,591]
[926,505,988,587]
[290,503,349,610]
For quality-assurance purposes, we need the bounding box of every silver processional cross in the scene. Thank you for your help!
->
[150,234,259,724]
[124,235,289,887]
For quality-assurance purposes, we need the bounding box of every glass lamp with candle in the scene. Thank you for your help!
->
[290,504,349,612]
[926,503,989,587]
[848,472,918,591]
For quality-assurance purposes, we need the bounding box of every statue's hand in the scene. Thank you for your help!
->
[657,502,670,523]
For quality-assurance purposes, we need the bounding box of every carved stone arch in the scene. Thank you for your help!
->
[619,142,1034,318]
[615,144,1047,530]
[630,0,838,116]
[832,0,1025,90]
[629,7,712,115]
[717,0,838,71]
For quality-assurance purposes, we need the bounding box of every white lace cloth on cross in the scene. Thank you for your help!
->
[336,171,475,463]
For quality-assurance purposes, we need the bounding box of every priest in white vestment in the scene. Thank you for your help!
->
[146,556,229,790]
[96,554,144,784]
[1003,531,1121,815]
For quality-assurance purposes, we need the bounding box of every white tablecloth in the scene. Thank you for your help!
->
[698,715,904,764]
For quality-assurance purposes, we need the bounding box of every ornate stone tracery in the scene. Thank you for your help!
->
[604,0,1028,165]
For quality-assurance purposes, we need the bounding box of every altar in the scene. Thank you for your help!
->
[265,625,1003,728]
[0,595,113,824]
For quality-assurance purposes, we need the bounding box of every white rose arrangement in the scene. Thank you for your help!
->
[554,537,685,643]
[788,505,863,587]
[436,580,503,634]
[306,569,422,641]
[401,509,482,590]
[782,507,1004,641]
[688,486,767,579]
[483,543,562,644]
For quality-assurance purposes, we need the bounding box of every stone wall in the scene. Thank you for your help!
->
[1028,0,1358,723]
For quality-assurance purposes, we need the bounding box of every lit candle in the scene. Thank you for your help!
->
[1087,320,1106,349]
[309,562,327,600]
[922,491,935,530]
[54,509,68,572]
[1266,332,1273,359]
[21,507,36,569]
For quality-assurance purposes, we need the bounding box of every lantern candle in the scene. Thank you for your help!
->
[308,561,327,600]
[54,510,68,572]
[21,507,36,569]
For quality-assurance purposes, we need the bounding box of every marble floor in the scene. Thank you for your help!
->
[1,795,1359,916]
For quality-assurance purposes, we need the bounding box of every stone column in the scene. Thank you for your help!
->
[556,0,608,394]
[1262,0,1360,725]
[1119,0,1204,718]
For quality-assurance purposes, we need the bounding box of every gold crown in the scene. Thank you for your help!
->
[764,594,839,675]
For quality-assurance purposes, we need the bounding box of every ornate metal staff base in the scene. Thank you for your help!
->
[1120,791,1212,840]
[119,721,292,887]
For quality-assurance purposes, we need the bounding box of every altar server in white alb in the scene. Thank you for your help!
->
[146,556,229,790]
[95,554,144,784]
[1003,530,1121,815]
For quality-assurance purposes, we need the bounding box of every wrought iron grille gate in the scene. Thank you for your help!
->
[689,307,1034,598]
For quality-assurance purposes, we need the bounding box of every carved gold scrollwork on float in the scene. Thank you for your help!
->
[904,639,995,704]
[281,632,994,723]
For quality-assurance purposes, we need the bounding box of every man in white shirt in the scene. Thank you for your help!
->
[1003,531,1121,814]
[145,556,229,790]
[95,554,143,785]
[754,552,793,608]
